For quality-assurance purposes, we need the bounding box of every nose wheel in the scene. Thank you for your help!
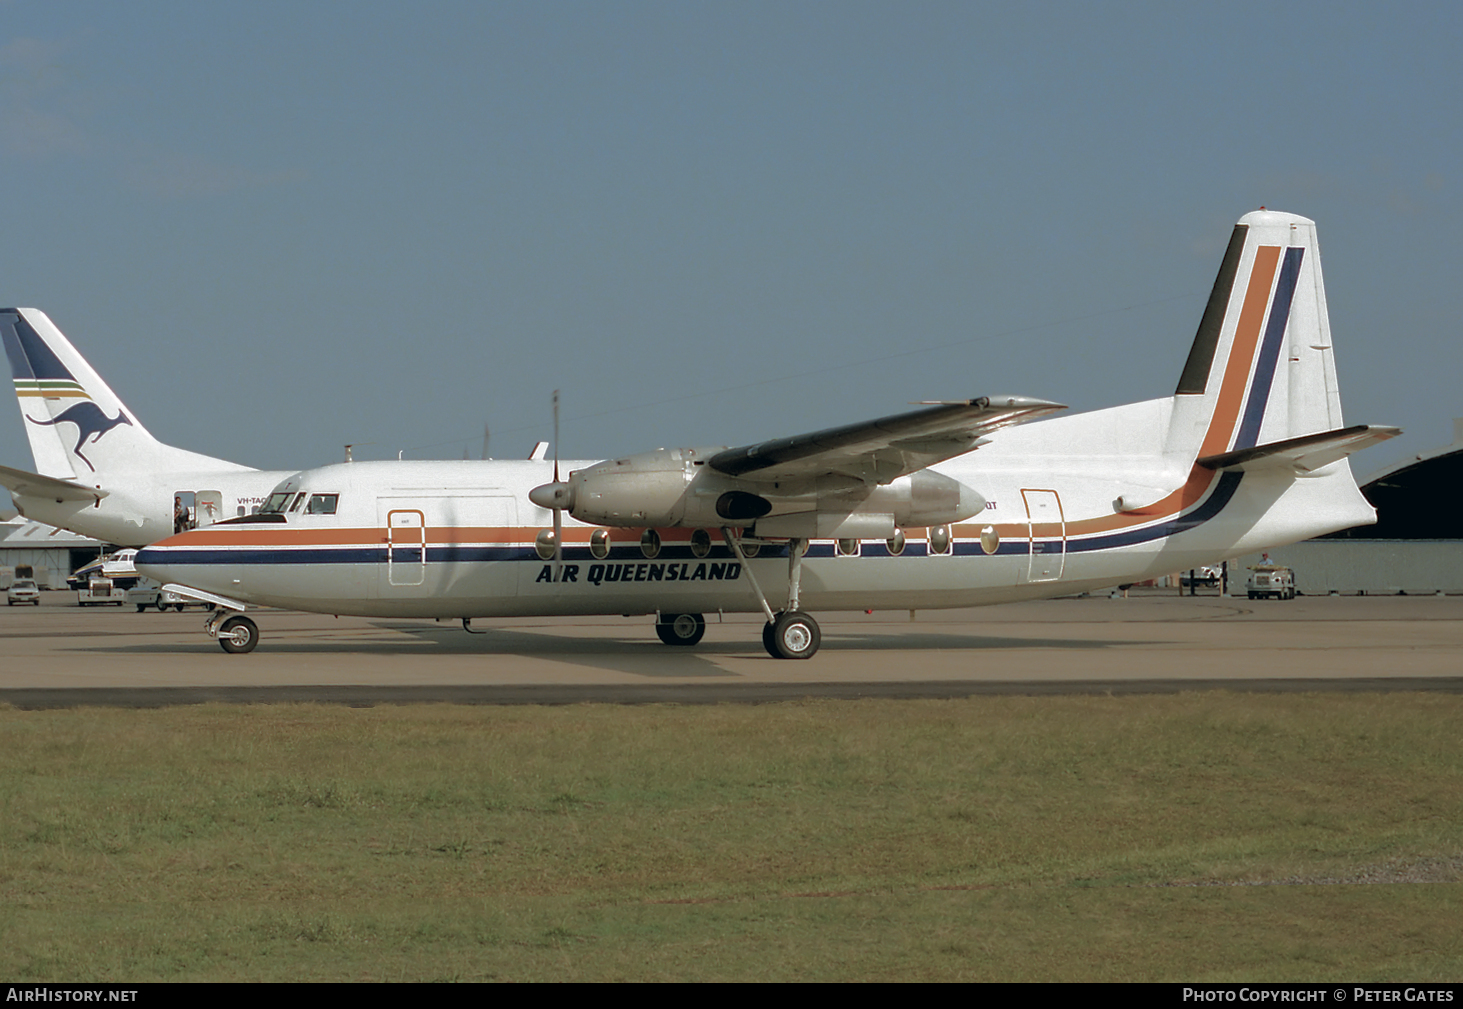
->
[763,611,820,660]
[215,614,259,654]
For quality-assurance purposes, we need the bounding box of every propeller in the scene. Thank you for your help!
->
[528,390,577,583]
[552,390,562,582]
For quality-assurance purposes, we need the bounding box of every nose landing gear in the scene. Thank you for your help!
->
[207,610,260,654]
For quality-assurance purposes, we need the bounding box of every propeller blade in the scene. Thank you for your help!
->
[552,390,562,581]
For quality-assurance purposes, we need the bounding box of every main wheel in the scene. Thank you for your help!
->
[770,611,820,660]
[156,598,169,611]
[655,612,706,646]
[217,615,259,654]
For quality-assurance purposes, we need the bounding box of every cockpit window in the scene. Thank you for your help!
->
[260,491,294,514]
[289,492,307,512]
[306,494,339,515]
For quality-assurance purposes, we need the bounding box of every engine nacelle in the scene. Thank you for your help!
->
[753,471,984,539]
[529,449,986,535]
[541,447,713,527]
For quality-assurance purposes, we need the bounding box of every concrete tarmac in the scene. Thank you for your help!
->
[2,590,1461,707]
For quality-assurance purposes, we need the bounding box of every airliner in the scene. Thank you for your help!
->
[135,209,1399,659]
[2,308,296,544]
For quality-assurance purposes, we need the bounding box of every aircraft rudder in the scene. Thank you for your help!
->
[2,308,160,477]
[1168,210,1343,461]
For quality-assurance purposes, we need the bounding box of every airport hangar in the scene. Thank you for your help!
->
[1235,420,1463,595]
[0,511,105,589]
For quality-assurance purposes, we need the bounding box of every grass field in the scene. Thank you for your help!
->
[1,693,1459,981]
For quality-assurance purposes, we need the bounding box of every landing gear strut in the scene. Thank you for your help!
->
[724,528,823,660]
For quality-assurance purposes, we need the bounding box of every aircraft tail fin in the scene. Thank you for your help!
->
[1165,210,1380,467]
[2,308,248,480]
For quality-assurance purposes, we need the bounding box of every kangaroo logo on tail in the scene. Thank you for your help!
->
[28,402,133,472]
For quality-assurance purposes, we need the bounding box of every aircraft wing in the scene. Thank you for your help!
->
[1197,424,1402,474]
[707,395,1064,484]
[0,463,108,501]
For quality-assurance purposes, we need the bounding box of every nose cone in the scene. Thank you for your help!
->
[528,481,575,511]
[956,481,987,524]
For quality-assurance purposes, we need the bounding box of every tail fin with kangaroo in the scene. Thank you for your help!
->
[3,308,251,484]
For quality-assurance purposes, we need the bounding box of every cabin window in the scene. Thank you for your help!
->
[887,529,906,556]
[640,528,661,559]
[306,494,339,515]
[590,528,611,560]
[836,538,859,557]
[690,529,712,558]
[928,525,952,556]
[535,528,557,560]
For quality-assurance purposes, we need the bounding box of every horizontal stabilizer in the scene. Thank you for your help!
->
[1197,424,1401,474]
[0,462,108,501]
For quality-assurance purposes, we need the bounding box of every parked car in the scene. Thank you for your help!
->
[7,579,41,606]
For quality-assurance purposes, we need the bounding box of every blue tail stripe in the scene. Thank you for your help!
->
[1234,247,1304,450]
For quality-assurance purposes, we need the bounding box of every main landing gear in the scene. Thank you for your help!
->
[726,528,823,660]
[650,532,824,658]
[656,612,706,646]
[761,609,821,660]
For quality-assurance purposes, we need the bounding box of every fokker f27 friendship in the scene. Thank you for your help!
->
[16,210,1401,659]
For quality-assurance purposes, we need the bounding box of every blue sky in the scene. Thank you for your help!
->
[2,2,1458,509]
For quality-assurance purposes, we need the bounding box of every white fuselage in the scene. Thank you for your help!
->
[133,400,1376,619]
[12,467,297,547]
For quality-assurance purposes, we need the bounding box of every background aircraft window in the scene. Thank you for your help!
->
[306,494,339,515]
